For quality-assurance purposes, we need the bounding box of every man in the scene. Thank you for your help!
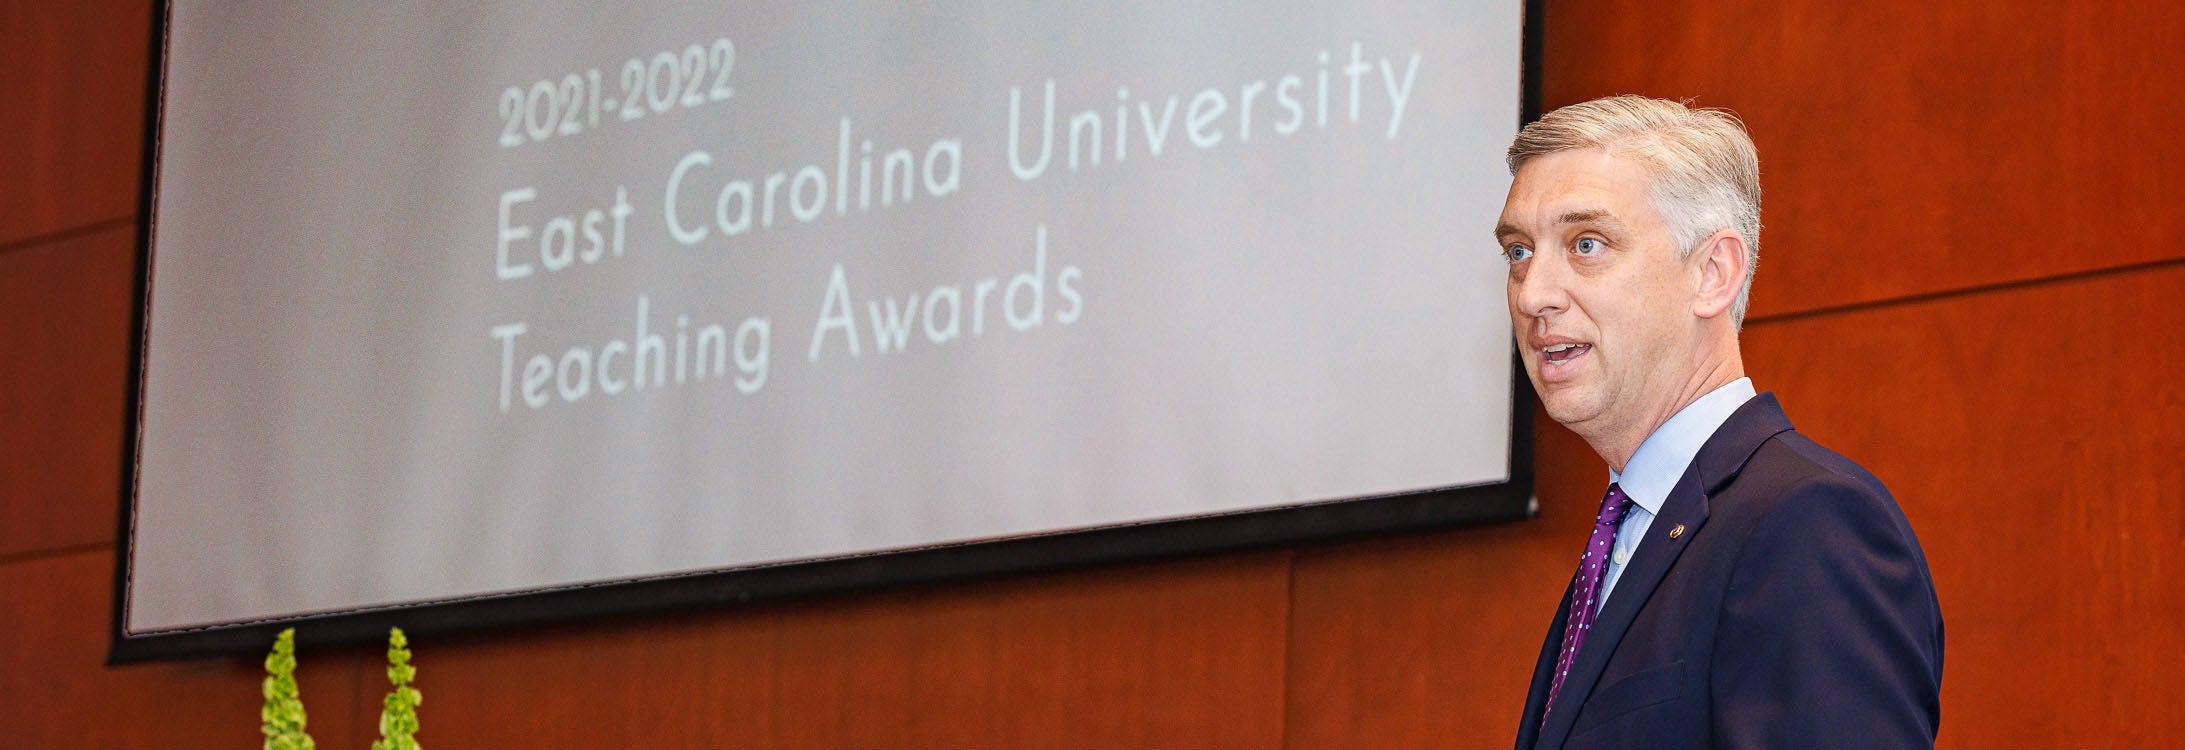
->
[1497,96,1943,749]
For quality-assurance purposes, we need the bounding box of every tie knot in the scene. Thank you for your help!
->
[1596,483,1634,527]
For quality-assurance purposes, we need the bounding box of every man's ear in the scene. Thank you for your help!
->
[1691,230,1747,320]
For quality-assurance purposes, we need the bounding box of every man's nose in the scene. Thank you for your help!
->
[1512,251,1571,319]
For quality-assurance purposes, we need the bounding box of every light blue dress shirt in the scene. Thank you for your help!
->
[1595,377,1757,613]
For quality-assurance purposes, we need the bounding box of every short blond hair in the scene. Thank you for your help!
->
[1507,96,1762,325]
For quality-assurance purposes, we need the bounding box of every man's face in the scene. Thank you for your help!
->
[1497,148,1699,441]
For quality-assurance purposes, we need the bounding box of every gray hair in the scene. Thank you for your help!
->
[1506,96,1762,326]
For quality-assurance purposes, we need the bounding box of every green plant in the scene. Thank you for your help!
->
[261,628,317,750]
[372,628,422,750]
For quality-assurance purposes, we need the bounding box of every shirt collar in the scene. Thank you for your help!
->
[1608,378,1757,516]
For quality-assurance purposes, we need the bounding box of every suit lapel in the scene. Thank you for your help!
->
[1516,578,1578,748]
[1532,466,1711,749]
[1531,394,1795,749]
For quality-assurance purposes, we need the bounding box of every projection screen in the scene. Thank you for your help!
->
[116,0,1533,660]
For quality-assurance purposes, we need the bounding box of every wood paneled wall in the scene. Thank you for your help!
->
[3,1,2178,747]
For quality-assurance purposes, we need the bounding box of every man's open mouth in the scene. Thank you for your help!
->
[1543,343,1592,363]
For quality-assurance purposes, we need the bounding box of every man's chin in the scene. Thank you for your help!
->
[1537,389,1601,429]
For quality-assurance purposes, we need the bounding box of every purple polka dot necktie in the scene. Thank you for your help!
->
[1543,483,1636,725]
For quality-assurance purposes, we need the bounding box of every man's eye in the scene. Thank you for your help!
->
[1505,244,1533,262]
[1574,237,1604,255]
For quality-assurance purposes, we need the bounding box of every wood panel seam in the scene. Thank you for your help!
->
[0,215,136,257]
[0,541,112,568]
[1749,255,2185,328]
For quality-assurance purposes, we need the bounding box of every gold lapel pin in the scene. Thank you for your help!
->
[1668,524,1686,539]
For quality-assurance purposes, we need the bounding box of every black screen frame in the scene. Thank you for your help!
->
[109,0,1547,664]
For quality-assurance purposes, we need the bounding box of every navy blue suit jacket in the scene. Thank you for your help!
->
[1515,394,1943,749]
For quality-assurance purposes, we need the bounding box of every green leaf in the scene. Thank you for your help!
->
[374,627,422,749]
